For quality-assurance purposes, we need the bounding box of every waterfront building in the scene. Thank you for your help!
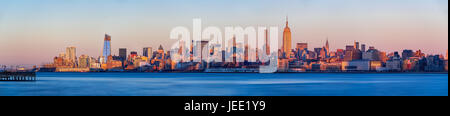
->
[425,55,445,72]
[362,47,381,61]
[342,60,370,71]
[78,55,90,68]
[386,59,402,71]
[53,56,67,68]
[344,45,362,61]
[370,61,382,71]
[402,57,424,71]
[107,55,123,70]
[90,62,101,69]
[56,67,90,72]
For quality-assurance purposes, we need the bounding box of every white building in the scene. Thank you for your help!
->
[386,60,402,71]
[342,60,370,71]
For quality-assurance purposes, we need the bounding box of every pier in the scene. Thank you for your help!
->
[0,72,37,81]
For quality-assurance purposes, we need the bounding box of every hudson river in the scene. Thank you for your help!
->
[0,73,447,96]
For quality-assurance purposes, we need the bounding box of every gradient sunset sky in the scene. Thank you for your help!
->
[0,0,448,65]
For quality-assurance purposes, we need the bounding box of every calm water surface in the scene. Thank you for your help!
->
[0,73,447,96]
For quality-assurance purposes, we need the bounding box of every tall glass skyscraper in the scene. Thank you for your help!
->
[102,34,112,63]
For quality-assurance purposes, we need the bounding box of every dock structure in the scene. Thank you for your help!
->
[0,72,37,81]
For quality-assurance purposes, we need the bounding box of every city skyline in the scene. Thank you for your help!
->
[0,0,448,65]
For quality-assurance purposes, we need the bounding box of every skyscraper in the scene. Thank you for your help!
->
[143,47,153,58]
[233,36,237,65]
[354,41,360,50]
[325,39,330,57]
[245,44,249,63]
[361,44,367,52]
[282,17,292,58]
[66,47,76,62]
[190,40,194,62]
[265,29,270,56]
[200,41,209,62]
[103,34,112,63]
[119,48,127,60]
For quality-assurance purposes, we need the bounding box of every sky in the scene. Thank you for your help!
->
[0,0,448,65]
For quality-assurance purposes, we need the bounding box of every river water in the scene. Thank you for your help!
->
[0,73,447,96]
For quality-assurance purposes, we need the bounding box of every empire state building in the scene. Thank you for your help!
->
[282,17,292,58]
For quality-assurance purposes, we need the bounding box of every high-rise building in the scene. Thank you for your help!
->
[402,50,414,60]
[265,29,270,55]
[143,47,153,58]
[103,34,112,63]
[190,40,194,62]
[446,50,448,60]
[344,45,362,61]
[119,48,127,60]
[354,41,360,50]
[244,44,249,63]
[282,17,292,59]
[314,48,323,59]
[66,47,76,62]
[158,45,165,56]
[325,39,330,57]
[296,43,308,51]
[233,36,237,65]
[78,55,90,68]
[200,41,209,62]
[361,44,366,52]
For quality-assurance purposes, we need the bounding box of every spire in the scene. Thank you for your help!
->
[158,45,164,51]
[286,16,289,27]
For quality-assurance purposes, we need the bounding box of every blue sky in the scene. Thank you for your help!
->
[0,0,448,65]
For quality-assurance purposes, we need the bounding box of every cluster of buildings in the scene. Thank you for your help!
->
[39,19,448,73]
[277,19,448,72]
[41,34,172,72]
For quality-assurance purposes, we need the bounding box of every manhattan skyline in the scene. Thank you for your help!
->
[0,0,448,65]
